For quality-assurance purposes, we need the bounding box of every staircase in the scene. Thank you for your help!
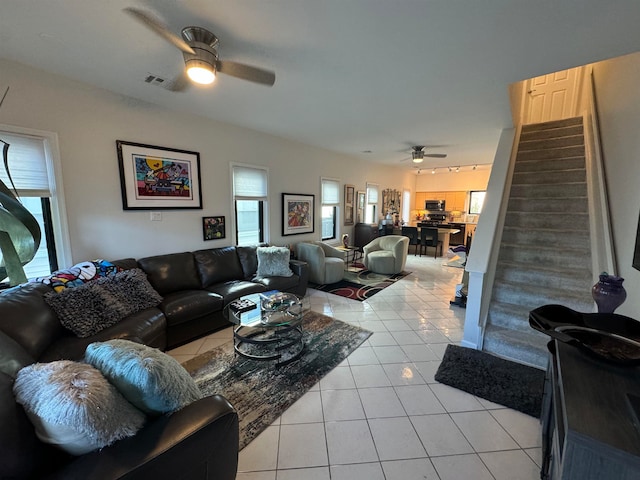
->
[482,117,595,369]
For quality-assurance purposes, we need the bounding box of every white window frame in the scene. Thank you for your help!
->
[320,177,340,241]
[365,182,379,224]
[402,189,411,225]
[230,163,269,245]
[0,123,71,276]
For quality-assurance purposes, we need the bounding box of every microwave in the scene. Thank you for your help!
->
[425,200,445,211]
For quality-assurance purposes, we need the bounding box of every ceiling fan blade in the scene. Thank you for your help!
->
[425,153,447,158]
[216,60,276,86]
[124,7,195,55]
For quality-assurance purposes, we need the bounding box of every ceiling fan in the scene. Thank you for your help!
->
[124,7,276,89]
[401,146,447,163]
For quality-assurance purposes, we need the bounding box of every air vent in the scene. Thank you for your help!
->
[144,74,168,87]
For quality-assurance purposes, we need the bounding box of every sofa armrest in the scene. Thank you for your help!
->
[48,395,239,480]
[289,260,309,297]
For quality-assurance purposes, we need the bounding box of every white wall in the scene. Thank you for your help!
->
[0,59,414,263]
[415,168,491,191]
[592,51,640,318]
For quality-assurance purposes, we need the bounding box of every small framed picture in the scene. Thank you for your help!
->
[203,216,225,241]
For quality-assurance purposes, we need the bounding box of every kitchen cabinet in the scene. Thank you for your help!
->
[542,341,640,479]
[417,191,467,212]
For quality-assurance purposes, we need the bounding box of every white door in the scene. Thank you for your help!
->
[523,67,582,124]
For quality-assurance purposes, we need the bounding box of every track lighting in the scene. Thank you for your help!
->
[431,168,436,174]
[456,166,460,173]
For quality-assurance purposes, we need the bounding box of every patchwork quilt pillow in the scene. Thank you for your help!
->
[35,259,121,292]
[13,360,145,455]
[85,339,202,415]
[256,246,293,277]
[43,268,162,338]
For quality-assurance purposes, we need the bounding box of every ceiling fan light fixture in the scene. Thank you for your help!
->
[186,60,216,84]
[412,150,424,163]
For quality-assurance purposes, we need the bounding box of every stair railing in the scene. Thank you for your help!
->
[461,127,520,349]
[582,66,617,278]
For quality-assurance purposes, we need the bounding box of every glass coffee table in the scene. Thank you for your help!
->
[224,291,305,366]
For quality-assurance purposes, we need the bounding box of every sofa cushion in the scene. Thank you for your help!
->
[43,269,163,338]
[85,340,202,415]
[0,330,34,378]
[138,252,200,295]
[253,274,300,293]
[256,246,294,277]
[207,280,266,303]
[0,282,64,359]
[0,371,54,479]
[236,244,264,279]
[13,360,146,455]
[193,247,244,288]
[160,290,224,327]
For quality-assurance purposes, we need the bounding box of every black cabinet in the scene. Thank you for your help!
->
[542,341,640,479]
[353,223,378,252]
[448,223,466,246]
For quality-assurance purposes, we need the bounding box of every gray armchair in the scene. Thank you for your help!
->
[362,235,409,274]
[296,242,346,285]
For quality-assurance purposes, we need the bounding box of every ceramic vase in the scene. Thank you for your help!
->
[342,234,349,248]
[592,273,627,313]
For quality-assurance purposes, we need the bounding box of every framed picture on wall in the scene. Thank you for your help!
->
[344,184,355,225]
[203,216,225,241]
[356,191,366,223]
[116,140,202,210]
[282,193,315,235]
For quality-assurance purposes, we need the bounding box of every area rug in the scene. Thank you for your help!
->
[310,263,411,301]
[434,344,545,417]
[182,311,372,449]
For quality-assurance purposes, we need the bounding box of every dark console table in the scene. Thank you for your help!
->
[542,341,640,479]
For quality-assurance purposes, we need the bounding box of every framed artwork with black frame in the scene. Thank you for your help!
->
[203,216,225,241]
[116,140,202,210]
[282,193,315,236]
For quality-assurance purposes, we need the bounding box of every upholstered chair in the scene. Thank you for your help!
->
[362,235,409,275]
[296,242,346,284]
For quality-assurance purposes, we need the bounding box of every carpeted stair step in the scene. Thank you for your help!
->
[518,134,584,152]
[500,227,590,250]
[495,261,592,289]
[491,279,594,314]
[482,325,550,370]
[507,197,588,213]
[521,117,583,132]
[520,124,583,142]
[513,156,586,173]
[498,244,590,269]
[512,169,586,185]
[509,182,588,199]
[516,145,585,162]
[504,212,589,230]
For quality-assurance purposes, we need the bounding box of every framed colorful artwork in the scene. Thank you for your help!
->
[344,184,355,226]
[203,216,225,241]
[282,193,315,236]
[116,140,202,210]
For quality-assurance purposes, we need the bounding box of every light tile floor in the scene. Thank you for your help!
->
[168,254,543,480]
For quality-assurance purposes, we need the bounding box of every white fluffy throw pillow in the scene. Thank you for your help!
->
[13,360,145,455]
[256,246,294,277]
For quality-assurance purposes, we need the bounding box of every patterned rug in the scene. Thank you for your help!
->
[310,263,411,301]
[182,311,372,450]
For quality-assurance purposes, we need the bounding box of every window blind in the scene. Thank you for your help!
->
[367,183,379,204]
[232,165,268,200]
[0,132,50,196]
[321,178,340,205]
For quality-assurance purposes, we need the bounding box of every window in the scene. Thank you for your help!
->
[469,190,486,214]
[321,178,339,240]
[0,128,68,285]
[365,183,379,224]
[402,189,411,224]
[232,165,268,245]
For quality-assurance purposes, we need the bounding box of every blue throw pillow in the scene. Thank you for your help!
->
[85,340,202,415]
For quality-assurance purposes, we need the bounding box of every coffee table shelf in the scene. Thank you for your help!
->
[224,292,305,366]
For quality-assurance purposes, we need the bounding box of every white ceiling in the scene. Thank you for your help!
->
[1,1,640,170]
